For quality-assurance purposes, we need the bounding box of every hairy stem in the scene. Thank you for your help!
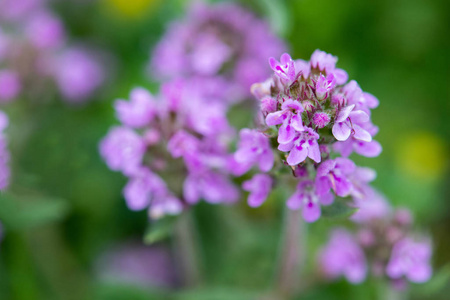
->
[173,210,202,287]
[275,208,305,298]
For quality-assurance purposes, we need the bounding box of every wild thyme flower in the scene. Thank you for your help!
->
[319,194,433,286]
[386,237,432,284]
[52,48,105,103]
[235,50,382,222]
[149,2,285,99]
[0,2,105,103]
[100,78,240,219]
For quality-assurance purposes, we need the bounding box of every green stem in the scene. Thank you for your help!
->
[173,210,202,288]
[275,208,305,298]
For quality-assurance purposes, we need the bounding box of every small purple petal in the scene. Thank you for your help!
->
[286,144,308,165]
[302,200,321,223]
[332,122,352,141]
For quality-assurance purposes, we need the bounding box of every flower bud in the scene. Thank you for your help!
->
[261,96,278,114]
[313,112,331,128]
[331,93,345,106]
[302,100,315,112]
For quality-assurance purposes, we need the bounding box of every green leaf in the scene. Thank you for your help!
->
[143,216,177,245]
[0,193,69,230]
[322,200,358,220]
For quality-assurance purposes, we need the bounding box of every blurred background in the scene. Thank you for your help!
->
[0,0,449,299]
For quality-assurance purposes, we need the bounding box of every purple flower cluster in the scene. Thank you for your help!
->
[149,2,285,100]
[0,0,105,103]
[100,78,240,219]
[236,50,382,222]
[101,2,287,219]
[319,194,432,286]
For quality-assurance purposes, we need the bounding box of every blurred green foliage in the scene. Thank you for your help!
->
[1,0,449,299]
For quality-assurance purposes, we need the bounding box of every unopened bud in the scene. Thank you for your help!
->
[313,112,331,128]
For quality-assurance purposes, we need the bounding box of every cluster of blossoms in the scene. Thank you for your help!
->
[100,79,241,218]
[100,3,284,219]
[0,0,105,103]
[235,50,382,222]
[319,193,432,287]
[149,2,285,100]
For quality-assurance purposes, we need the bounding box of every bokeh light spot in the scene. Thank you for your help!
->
[396,131,448,180]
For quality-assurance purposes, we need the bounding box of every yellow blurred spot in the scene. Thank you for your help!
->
[104,0,160,19]
[396,132,448,180]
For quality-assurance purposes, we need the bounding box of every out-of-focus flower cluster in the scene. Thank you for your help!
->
[319,194,432,287]
[0,0,105,103]
[149,2,285,100]
[100,80,238,218]
[235,50,382,222]
[100,3,284,219]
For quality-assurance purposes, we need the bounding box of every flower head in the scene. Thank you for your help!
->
[237,50,382,220]
[149,2,285,99]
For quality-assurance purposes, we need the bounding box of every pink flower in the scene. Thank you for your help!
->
[315,73,336,100]
[124,168,182,218]
[319,229,367,283]
[183,171,239,205]
[234,129,274,174]
[316,158,355,197]
[54,48,104,102]
[167,131,199,159]
[99,126,146,176]
[287,180,334,222]
[278,127,321,165]
[25,11,65,50]
[269,53,296,83]
[115,87,157,128]
[310,49,348,85]
[243,174,272,207]
[266,99,304,144]
[332,104,372,142]
[386,237,432,283]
